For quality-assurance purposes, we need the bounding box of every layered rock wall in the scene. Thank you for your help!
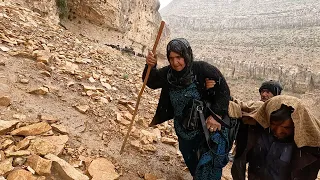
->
[204,57,320,93]
[66,0,169,55]
[12,0,169,56]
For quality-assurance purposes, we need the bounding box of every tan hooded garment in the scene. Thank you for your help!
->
[248,95,320,148]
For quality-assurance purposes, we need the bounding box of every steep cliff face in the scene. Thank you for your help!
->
[65,0,169,56]
[12,0,169,56]
[12,0,60,24]
[161,0,320,93]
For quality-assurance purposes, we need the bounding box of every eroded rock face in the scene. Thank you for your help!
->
[23,0,60,24]
[65,0,169,56]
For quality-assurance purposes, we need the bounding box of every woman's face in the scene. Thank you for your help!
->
[270,119,294,140]
[168,51,186,71]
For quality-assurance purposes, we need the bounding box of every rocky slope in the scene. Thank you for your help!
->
[0,1,186,179]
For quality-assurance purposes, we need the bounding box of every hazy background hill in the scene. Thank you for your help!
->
[160,0,320,93]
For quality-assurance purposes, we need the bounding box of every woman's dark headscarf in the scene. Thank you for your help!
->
[259,80,283,96]
[166,38,194,89]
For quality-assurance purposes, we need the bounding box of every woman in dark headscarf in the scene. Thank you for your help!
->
[142,38,231,179]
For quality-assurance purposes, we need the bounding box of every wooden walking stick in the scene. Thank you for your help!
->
[120,21,165,154]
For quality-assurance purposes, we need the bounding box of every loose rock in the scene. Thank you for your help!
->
[0,96,11,106]
[25,155,52,175]
[45,154,89,180]
[11,122,52,136]
[88,158,119,180]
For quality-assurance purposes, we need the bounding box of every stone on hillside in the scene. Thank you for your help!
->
[15,138,30,151]
[41,130,54,136]
[88,77,96,83]
[144,173,158,180]
[36,62,52,72]
[28,140,55,156]
[35,51,51,64]
[75,58,91,64]
[161,137,177,145]
[25,155,52,176]
[45,154,89,180]
[0,83,10,95]
[4,145,16,155]
[63,61,79,74]
[142,144,157,153]
[9,51,33,59]
[6,169,36,180]
[78,155,93,169]
[127,104,135,114]
[11,122,52,136]
[118,99,129,105]
[99,76,107,83]
[0,158,14,175]
[152,128,162,141]
[140,130,157,143]
[75,105,90,113]
[104,68,114,76]
[99,97,109,104]
[27,166,35,174]
[160,153,171,161]
[131,129,141,139]
[137,117,149,128]
[92,72,100,79]
[140,136,150,145]
[0,96,11,106]
[51,124,68,135]
[39,71,51,77]
[12,114,26,120]
[101,82,112,89]
[0,151,5,161]
[115,113,131,126]
[13,157,27,166]
[82,85,96,91]
[0,45,10,52]
[28,87,49,95]
[88,158,119,180]
[130,140,140,150]
[39,114,58,124]
[6,150,31,157]
[19,78,29,84]
[28,135,68,156]
[85,90,95,96]
[0,139,14,150]
[123,111,133,121]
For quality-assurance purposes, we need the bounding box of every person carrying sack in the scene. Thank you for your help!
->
[142,38,237,179]
[232,95,320,180]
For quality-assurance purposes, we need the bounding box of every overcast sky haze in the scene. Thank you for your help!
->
[159,0,173,10]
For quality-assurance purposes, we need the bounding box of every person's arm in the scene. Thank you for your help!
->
[201,61,230,117]
[142,51,168,89]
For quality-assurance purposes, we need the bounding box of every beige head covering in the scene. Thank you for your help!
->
[250,95,320,148]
